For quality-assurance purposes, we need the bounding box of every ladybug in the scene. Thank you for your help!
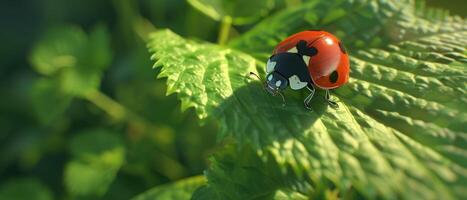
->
[254,30,350,109]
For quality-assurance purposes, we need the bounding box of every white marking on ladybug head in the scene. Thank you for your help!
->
[266,59,276,73]
[325,38,333,45]
[289,75,308,90]
[287,47,298,53]
[302,55,310,66]
[267,74,273,81]
[275,80,282,87]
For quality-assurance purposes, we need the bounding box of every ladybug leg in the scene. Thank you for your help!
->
[325,90,339,108]
[304,85,315,110]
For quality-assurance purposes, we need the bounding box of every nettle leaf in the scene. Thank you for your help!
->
[64,129,125,197]
[229,0,465,57]
[132,176,206,200]
[147,0,467,199]
[191,145,312,200]
[187,0,274,25]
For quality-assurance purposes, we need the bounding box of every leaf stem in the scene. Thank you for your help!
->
[217,16,232,45]
[83,90,171,139]
[83,90,188,179]
[112,0,157,44]
[84,91,166,134]
[83,90,126,121]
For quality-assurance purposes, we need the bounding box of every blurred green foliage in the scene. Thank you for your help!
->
[0,0,465,200]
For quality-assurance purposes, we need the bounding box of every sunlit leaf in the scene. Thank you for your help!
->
[64,129,125,197]
[146,6,467,197]
[132,176,206,200]
[229,0,465,55]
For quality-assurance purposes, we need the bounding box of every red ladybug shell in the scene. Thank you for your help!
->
[273,31,350,89]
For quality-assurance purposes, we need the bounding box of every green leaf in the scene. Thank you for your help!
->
[229,0,465,55]
[64,129,125,197]
[0,178,53,200]
[272,190,309,200]
[131,175,206,200]
[30,78,72,124]
[147,0,467,199]
[191,145,307,200]
[148,29,257,120]
[30,25,112,97]
[86,25,113,70]
[30,26,86,76]
[187,0,274,25]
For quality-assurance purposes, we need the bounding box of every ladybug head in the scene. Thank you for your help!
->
[248,70,287,106]
[265,71,288,95]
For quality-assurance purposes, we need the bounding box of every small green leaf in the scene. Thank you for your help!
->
[30,78,72,124]
[60,25,112,96]
[0,178,53,200]
[30,25,112,97]
[65,160,121,197]
[64,129,124,197]
[132,175,206,200]
[30,26,86,76]
[187,0,274,25]
[86,25,112,70]
[29,25,111,124]
[59,67,102,97]
[272,190,309,200]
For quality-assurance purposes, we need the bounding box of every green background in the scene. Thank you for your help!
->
[0,0,465,199]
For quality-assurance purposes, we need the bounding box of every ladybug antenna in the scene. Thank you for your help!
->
[277,91,286,107]
[249,72,262,81]
[248,72,268,92]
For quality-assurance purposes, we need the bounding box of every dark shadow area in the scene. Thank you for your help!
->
[213,79,331,149]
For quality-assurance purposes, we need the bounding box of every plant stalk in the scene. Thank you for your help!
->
[84,90,127,121]
[83,90,188,179]
[217,16,232,45]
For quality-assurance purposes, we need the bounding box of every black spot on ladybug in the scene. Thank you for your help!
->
[310,47,318,56]
[297,40,307,49]
[329,70,339,83]
[297,40,318,56]
[338,42,347,54]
